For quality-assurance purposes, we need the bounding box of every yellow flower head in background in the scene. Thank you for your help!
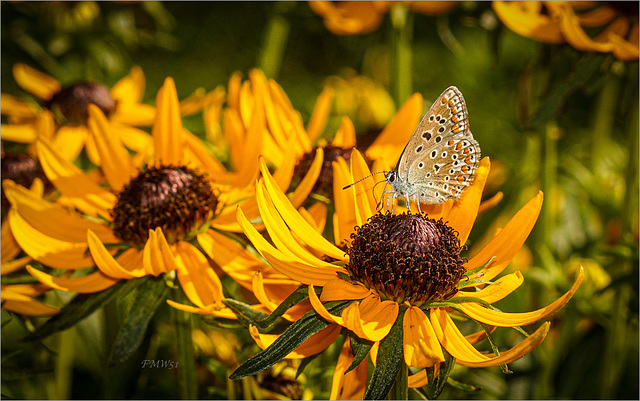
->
[233,149,583,399]
[309,1,459,35]
[493,1,639,61]
[0,63,216,163]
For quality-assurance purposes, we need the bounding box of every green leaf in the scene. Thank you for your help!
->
[446,376,481,392]
[346,333,373,373]
[363,306,406,400]
[296,352,321,379]
[253,285,317,331]
[222,298,290,334]
[430,348,456,400]
[229,300,352,379]
[23,277,145,342]
[202,316,247,330]
[108,276,167,365]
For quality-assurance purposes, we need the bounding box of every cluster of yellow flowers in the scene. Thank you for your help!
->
[1,59,585,398]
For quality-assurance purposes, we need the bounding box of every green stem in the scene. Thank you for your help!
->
[591,65,621,170]
[390,361,409,400]
[257,2,292,79]
[172,289,198,400]
[390,3,413,108]
[541,122,559,252]
[54,329,74,399]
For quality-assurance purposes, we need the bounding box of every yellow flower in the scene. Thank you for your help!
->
[0,63,218,163]
[4,73,326,321]
[1,283,59,317]
[493,1,639,61]
[234,151,583,398]
[309,1,458,35]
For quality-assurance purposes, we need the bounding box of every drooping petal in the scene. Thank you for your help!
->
[0,93,38,119]
[403,306,445,368]
[142,228,179,276]
[492,1,564,44]
[343,294,398,342]
[330,337,368,400]
[166,299,238,318]
[249,323,341,359]
[320,278,371,302]
[3,179,118,243]
[111,123,152,153]
[27,266,119,293]
[36,139,116,219]
[1,287,59,316]
[1,255,32,276]
[1,218,21,264]
[87,104,136,191]
[8,209,95,269]
[87,230,143,279]
[112,103,156,126]
[153,77,184,166]
[458,267,584,327]
[13,63,61,100]
[175,241,224,308]
[0,123,37,143]
[465,191,543,280]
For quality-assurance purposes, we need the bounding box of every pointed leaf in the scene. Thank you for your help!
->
[108,277,167,364]
[229,301,351,379]
[363,307,406,400]
[347,333,374,373]
[23,277,145,342]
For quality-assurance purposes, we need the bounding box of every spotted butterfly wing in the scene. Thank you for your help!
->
[390,86,481,206]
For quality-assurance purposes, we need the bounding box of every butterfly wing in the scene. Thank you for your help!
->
[400,86,481,204]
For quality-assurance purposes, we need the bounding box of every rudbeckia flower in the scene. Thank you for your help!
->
[0,63,218,163]
[3,75,324,320]
[231,150,584,399]
[493,1,639,61]
[309,1,458,35]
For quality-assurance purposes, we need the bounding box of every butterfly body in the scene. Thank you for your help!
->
[382,86,481,211]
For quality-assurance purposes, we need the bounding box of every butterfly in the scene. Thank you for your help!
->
[346,86,481,213]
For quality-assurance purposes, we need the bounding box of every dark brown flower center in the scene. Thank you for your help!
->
[46,82,116,124]
[110,165,218,248]
[1,153,52,212]
[293,145,371,199]
[345,212,466,306]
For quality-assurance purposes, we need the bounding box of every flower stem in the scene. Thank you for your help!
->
[172,289,198,400]
[390,3,413,108]
[257,2,292,79]
[590,64,621,170]
[390,361,409,400]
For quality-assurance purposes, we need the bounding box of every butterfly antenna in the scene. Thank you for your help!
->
[342,171,387,190]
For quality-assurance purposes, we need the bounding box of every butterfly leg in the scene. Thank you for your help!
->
[405,193,411,213]
[416,195,422,214]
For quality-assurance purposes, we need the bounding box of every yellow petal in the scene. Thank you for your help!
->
[306,86,333,143]
[320,278,371,302]
[337,294,398,342]
[3,179,118,244]
[166,299,238,317]
[349,149,378,223]
[466,191,543,281]
[112,103,156,126]
[8,209,95,269]
[431,307,550,367]
[153,77,184,166]
[51,125,88,161]
[1,93,38,119]
[175,241,224,308]
[458,267,584,327]
[36,139,116,219]
[110,65,145,104]
[111,122,152,153]
[457,271,524,303]
[13,63,61,100]
[330,337,368,400]
[1,255,32,275]
[259,157,347,261]
[403,306,445,368]
[332,157,359,245]
[492,1,564,43]
[143,228,179,276]
[0,123,37,143]
[299,201,327,234]
[87,230,143,279]
[87,104,135,191]
[1,297,59,316]
[366,93,423,167]
[408,370,429,388]
[27,265,119,293]
[554,3,613,52]
[332,117,356,148]
[309,284,345,326]
[288,146,323,208]
[1,218,21,263]
[444,157,490,245]
[237,206,341,285]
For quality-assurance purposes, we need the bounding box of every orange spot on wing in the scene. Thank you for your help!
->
[452,125,460,133]
[457,175,466,183]
[464,148,470,154]
[441,96,447,104]
[456,143,463,150]
[452,116,459,123]
[452,107,457,114]
[462,165,469,173]
[448,139,455,145]
[464,156,472,164]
